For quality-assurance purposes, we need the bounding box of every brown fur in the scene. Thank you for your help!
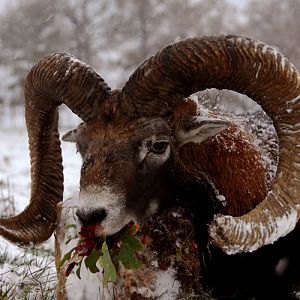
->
[75,94,268,218]
[171,98,268,216]
[177,126,267,216]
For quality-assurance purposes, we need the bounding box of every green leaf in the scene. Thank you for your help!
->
[58,247,75,269]
[65,224,77,230]
[125,235,143,251]
[113,244,143,270]
[84,249,100,274]
[98,241,117,287]
[113,235,143,270]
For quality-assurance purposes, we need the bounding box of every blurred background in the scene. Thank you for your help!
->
[0,0,299,298]
[0,0,299,128]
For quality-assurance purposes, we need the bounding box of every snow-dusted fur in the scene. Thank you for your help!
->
[195,102,299,299]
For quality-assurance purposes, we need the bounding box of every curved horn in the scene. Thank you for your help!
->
[0,53,110,244]
[121,35,300,254]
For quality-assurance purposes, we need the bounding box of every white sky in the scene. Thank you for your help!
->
[0,0,18,13]
[0,0,248,12]
[227,0,247,8]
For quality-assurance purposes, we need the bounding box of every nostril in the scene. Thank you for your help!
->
[76,210,87,225]
[89,208,107,224]
[76,208,107,226]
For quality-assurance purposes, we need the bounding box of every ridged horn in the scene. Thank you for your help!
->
[121,35,300,254]
[0,53,110,245]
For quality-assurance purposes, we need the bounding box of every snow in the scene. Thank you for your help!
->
[58,199,112,300]
[209,206,298,255]
[0,126,81,294]
[0,106,83,297]
[131,267,181,300]
[0,127,81,213]
[58,199,181,299]
[0,88,286,295]
[216,194,226,206]
[0,66,20,104]
[66,55,91,76]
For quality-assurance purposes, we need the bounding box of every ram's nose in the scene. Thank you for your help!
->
[76,208,107,226]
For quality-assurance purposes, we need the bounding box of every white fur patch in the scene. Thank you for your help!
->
[79,186,160,236]
[177,120,230,147]
[145,146,170,168]
[79,186,137,236]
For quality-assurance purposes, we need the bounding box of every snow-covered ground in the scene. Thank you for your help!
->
[0,127,80,209]
[0,125,81,298]
[0,125,82,227]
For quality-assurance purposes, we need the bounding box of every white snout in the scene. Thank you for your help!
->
[79,186,137,236]
[78,185,160,236]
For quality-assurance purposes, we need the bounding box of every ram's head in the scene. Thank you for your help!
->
[1,35,299,255]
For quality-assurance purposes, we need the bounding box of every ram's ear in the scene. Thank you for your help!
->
[175,116,230,147]
[62,128,78,143]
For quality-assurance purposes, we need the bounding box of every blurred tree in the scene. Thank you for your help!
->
[55,0,111,66]
[102,0,237,87]
[241,0,300,69]
[0,0,240,122]
[0,0,67,105]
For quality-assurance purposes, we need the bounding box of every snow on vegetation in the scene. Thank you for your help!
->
[0,244,56,299]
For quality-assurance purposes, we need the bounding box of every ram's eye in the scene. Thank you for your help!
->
[151,141,169,154]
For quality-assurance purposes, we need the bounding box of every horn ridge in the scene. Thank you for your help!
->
[0,53,110,244]
[121,35,300,253]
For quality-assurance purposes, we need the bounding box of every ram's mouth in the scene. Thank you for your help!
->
[79,223,104,239]
[59,221,143,277]
[79,222,136,248]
